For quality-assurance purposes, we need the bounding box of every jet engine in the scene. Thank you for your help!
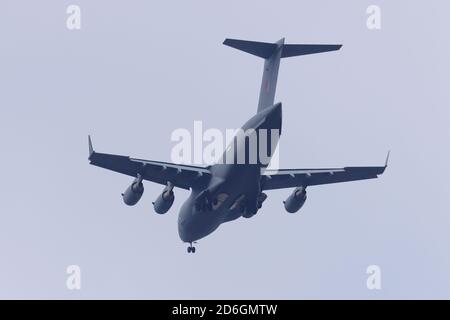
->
[122,174,144,206]
[283,187,307,213]
[153,182,175,214]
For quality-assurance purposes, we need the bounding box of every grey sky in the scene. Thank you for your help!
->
[1,0,449,299]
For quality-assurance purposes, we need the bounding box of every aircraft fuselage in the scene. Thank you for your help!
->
[178,103,282,243]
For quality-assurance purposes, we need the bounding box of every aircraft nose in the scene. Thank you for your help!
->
[178,214,195,242]
[178,223,191,243]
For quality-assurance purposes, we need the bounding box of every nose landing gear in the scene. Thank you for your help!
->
[187,242,196,253]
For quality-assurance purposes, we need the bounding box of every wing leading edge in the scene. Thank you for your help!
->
[261,152,389,191]
[88,136,211,190]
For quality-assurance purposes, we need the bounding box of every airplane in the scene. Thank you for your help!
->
[88,38,388,253]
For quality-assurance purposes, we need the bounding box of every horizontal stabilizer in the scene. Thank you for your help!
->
[281,44,342,58]
[223,39,277,59]
[223,38,342,59]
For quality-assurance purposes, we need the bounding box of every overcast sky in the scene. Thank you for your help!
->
[1,0,449,299]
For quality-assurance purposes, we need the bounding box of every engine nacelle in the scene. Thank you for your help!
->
[122,174,144,206]
[153,182,175,214]
[284,187,307,213]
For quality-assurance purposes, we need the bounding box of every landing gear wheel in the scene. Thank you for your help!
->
[187,242,196,253]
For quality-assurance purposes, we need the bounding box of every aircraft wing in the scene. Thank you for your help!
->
[260,153,389,191]
[87,136,211,190]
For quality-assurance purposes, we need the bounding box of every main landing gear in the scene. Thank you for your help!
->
[187,242,196,253]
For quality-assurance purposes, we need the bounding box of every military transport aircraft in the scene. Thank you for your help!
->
[88,38,388,253]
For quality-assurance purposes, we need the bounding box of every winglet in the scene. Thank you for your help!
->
[385,150,390,167]
[88,135,94,159]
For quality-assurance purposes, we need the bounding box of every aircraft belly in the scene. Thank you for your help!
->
[219,165,261,222]
[178,165,261,242]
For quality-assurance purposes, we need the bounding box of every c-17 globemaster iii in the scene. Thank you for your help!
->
[88,38,388,253]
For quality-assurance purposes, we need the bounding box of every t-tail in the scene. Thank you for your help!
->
[223,38,342,112]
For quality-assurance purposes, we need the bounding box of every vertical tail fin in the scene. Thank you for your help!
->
[223,38,342,112]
